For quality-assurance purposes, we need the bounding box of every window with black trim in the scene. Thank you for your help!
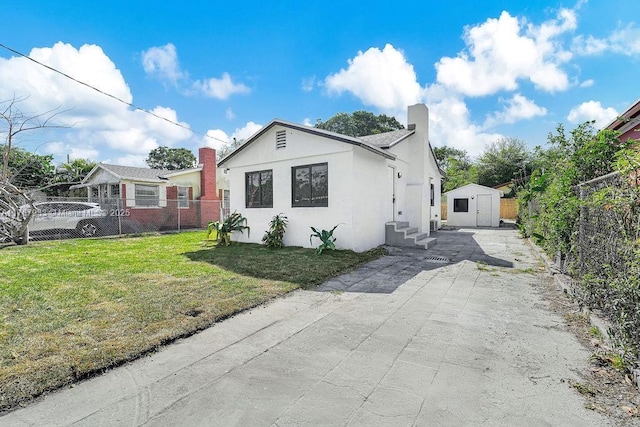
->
[430,184,435,207]
[292,163,328,207]
[453,198,468,212]
[246,170,273,208]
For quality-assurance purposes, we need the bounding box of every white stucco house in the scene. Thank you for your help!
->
[445,183,503,228]
[218,104,443,252]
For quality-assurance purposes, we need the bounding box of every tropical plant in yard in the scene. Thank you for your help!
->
[207,212,249,246]
[262,213,288,248]
[310,224,339,254]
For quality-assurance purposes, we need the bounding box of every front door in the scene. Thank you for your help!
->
[476,194,492,227]
[387,166,396,221]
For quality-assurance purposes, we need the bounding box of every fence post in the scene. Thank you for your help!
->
[578,185,585,276]
[117,197,123,236]
[177,200,181,231]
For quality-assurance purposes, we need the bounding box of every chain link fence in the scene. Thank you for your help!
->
[574,171,640,360]
[21,197,224,242]
[575,172,640,299]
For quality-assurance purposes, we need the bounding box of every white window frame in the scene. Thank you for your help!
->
[178,186,189,208]
[135,184,160,207]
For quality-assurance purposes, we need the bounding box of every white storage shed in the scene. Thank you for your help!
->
[445,183,503,228]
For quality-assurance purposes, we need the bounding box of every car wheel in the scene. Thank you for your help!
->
[77,221,99,238]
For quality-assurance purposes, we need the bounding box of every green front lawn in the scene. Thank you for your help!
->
[0,231,382,411]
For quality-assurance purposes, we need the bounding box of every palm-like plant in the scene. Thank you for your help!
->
[207,212,250,246]
[309,224,339,254]
[262,213,288,248]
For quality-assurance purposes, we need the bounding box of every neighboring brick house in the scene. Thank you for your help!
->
[72,147,220,230]
[606,97,640,140]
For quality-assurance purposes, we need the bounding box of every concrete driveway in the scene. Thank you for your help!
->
[3,228,610,426]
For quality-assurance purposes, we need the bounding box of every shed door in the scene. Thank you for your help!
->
[476,194,492,227]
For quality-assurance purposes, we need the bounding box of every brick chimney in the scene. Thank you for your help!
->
[199,147,217,200]
[198,147,220,226]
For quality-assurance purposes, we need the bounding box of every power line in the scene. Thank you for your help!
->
[0,42,229,145]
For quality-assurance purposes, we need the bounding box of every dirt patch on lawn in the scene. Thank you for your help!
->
[538,274,640,426]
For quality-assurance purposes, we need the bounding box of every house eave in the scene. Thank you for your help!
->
[162,166,203,178]
[605,97,640,132]
[218,119,396,166]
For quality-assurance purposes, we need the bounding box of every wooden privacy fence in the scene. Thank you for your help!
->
[440,198,518,220]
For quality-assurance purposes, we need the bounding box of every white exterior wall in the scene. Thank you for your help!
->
[351,150,394,252]
[446,184,502,228]
[426,151,443,229]
[223,125,378,251]
[388,104,443,234]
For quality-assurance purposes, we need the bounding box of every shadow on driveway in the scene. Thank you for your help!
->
[315,228,517,294]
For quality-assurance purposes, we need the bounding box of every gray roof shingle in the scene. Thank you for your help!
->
[359,129,414,148]
[99,164,169,182]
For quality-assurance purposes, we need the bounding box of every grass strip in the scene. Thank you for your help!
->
[0,231,382,411]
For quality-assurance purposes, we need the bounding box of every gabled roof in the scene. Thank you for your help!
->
[74,163,203,188]
[218,119,396,166]
[359,129,415,148]
[445,183,504,197]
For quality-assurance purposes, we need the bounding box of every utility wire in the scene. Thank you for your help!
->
[0,42,229,144]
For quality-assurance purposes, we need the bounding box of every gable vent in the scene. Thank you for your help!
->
[276,130,287,149]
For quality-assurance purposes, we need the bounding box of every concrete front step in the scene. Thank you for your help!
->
[385,222,437,250]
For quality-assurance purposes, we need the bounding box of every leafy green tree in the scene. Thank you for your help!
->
[49,158,96,196]
[518,121,612,255]
[1,97,67,244]
[217,138,244,160]
[315,111,404,137]
[146,146,196,170]
[433,146,478,191]
[476,137,534,188]
[2,145,56,189]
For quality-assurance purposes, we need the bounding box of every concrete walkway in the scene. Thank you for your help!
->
[3,228,611,426]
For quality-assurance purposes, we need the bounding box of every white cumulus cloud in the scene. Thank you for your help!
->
[484,94,547,128]
[301,76,316,92]
[193,72,250,100]
[203,121,263,151]
[435,9,575,96]
[142,44,250,100]
[141,43,185,85]
[0,42,194,163]
[573,24,640,56]
[425,93,504,156]
[567,101,618,128]
[324,44,422,115]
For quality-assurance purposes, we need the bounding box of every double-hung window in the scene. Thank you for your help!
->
[292,163,328,207]
[178,187,189,208]
[246,170,273,208]
[135,184,159,207]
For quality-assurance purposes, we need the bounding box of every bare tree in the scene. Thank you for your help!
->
[0,96,68,245]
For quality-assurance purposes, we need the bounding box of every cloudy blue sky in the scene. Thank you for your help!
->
[1,0,639,166]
